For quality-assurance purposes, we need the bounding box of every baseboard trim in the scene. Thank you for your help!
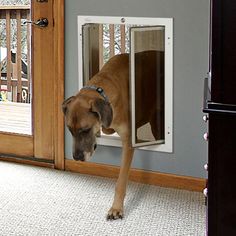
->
[65,159,206,192]
[0,155,54,169]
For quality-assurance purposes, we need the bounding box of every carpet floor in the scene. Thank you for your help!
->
[0,161,206,236]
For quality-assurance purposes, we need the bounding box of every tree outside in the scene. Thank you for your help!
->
[102,24,130,64]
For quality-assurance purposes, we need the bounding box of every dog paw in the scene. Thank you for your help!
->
[106,207,123,220]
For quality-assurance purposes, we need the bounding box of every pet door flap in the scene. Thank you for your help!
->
[130,26,165,147]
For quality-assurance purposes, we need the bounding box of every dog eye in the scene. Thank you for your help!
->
[81,128,91,133]
[75,127,91,135]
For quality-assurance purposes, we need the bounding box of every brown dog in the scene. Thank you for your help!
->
[62,50,164,220]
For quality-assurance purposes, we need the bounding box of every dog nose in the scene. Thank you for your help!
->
[94,144,97,150]
[73,152,84,161]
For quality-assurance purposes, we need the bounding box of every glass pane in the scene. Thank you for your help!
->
[0,1,32,135]
[82,23,124,139]
[82,24,100,85]
[82,23,130,84]
[130,26,165,147]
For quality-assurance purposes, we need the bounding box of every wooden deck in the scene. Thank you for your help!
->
[0,102,31,135]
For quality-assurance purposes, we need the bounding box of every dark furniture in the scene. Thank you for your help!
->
[203,0,236,235]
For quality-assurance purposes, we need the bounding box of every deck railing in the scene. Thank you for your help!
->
[99,24,129,69]
[0,5,31,103]
[0,12,128,103]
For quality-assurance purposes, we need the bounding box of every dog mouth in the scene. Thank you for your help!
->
[73,151,92,162]
[83,151,92,161]
[85,144,97,161]
[73,144,97,162]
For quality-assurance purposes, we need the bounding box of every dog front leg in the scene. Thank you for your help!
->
[107,143,134,220]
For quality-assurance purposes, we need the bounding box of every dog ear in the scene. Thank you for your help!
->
[62,96,75,115]
[92,99,113,128]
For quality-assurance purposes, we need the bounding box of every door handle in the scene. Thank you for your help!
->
[23,18,48,28]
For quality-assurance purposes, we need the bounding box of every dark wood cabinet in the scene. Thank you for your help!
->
[211,0,236,104]
[204,0,236,235]
[207,114,236,235]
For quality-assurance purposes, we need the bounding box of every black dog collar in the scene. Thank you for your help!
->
[81,85,109,103]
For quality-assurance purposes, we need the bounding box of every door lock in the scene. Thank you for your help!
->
[23,18,48,28]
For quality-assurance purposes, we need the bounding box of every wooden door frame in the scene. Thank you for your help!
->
[32,0,65,169]
[0,0,65,170]
[53,0,65,170]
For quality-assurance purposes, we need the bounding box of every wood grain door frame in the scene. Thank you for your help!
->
[32,0,65,169]
[0,0,65,170]
[53,0,65,170]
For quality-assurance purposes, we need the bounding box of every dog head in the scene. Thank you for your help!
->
[62,95,113,161]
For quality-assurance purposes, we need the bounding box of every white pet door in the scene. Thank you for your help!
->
[78,16,173,152]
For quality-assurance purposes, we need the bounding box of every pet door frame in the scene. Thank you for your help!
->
[78,16,173,153]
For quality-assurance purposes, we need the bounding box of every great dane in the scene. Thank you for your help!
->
[62,50,164,220]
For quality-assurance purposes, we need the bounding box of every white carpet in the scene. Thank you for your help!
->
[0,161,206,236]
